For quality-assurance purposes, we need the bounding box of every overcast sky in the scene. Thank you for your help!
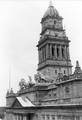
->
[0,0,82,106]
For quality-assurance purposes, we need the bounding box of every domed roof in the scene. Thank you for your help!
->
[43,1,59,19]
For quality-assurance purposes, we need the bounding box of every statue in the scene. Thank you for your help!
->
[19,78,27,90]
[34,73,41,83]
[34,72,49,83]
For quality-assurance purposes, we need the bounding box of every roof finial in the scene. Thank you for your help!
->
[49,0,53,7]
[74,60,82,74]
[9,65,11,92]
[76,60,80,68]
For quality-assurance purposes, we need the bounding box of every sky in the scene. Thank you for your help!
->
[0,0,82,106]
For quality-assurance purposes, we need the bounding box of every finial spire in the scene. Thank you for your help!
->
[49,0,53,7]
[76,60,80,68]
[74,60,82,74]
[9,65,11,91]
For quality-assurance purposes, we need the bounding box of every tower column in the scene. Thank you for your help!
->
[46,44,49,59]
[44,47,46,60]
[42,48,44,61]
[67,46,70,60]
[64,45,67,59]
[59,45,62,59]
[39,50,40,63]
[41,48,43,62]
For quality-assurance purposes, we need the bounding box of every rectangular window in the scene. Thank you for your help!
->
[46,115,50,120]
[42,115,45,120]
[76,116,80,120]
[52,115,55,120]
[21,115,23,120]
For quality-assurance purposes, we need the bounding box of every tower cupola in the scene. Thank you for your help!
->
[42,1,60,22]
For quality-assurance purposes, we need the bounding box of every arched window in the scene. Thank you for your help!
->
[54,20,56,24]
[65,86,70,93]
[52,46,55,56]
[57,47,59,57]
[62,48,65,58]
[55,70,57,74]
[64,70,66,74]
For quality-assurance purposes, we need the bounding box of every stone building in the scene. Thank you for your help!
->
[1,1,82,120]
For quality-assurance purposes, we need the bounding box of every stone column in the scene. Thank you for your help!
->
[64,46,67,59]
[59,45,62,59]
[15,114,17,120]
[42,48,44,61]
[55,45,57,59]
[17,115,19,120]
[79,116,82,120]
[20,115,21,120]
[41,48,43,62]
[49,44,50,58]
[17,115,20,120]
[46,44,49,59]
[39,50,40,63]
[55,115,58,120]
[43,47,46,61]
[67,46,70,60]
[44,47,46,60]
[23,115,27,120]
[50,114,52,120]
[74,116,77,120]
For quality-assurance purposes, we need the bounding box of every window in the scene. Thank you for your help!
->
[54,93,56,97]
[76,116,80,120]
[46,115,50,120]
[65,87,70,93]
[55,34,58,37]
[42,115,45,120]
[55,70,57,74]
[49,93,51,97]
[62,48,65,58]
[54,20,56,24]
[57,47,59,57]
[64,70,66,74]
[21,115,23,120]
[52,115,55,120]
[52,46,55,56]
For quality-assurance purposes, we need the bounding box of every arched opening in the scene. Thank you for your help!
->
[52,46,55,56]
[64,70,66,74]
[62,48,65,58]
[57,47,59,58]
[55,70,57,75]
[54,20,56,24]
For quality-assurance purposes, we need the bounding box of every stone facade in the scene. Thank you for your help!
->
[1,1,82,120]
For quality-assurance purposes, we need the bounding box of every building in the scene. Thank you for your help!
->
[1,1,82,120]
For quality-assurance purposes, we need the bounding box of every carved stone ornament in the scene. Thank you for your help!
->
[19,78,28,90]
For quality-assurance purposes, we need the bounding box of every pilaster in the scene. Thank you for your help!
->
[55,115,58,120]
[59,45,62,59]
[67,46,70,60]
[64,45,67,59]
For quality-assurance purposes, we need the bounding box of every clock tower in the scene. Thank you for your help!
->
[37,2,72,80]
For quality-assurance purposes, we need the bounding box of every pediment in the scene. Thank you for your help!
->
[11,96,35,108]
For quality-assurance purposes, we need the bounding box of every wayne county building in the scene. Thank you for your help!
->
[1,1,82,120]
